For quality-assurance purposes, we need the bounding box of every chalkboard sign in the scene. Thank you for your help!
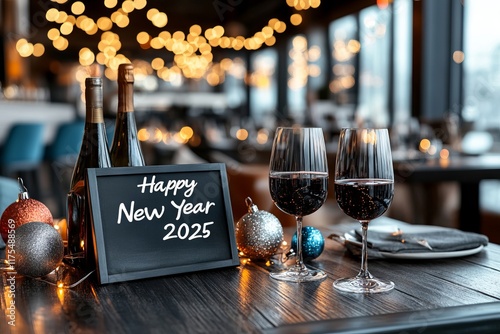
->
[86,163,239,284]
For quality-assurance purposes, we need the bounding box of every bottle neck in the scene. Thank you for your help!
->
[86,107,104,123]
[85,81,104,123]
[118,83,134,113]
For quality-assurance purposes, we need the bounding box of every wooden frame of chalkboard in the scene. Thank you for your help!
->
[86,163,239,284]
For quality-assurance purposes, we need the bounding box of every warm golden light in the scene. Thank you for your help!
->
[104,0,118,9]
[453,50,465,64]
[236,129,249,141]
[146,8,158,20]
[311,0,321,8]
[56,11,69,24]
[377,0,392,9]
[134,0,147,10]
[144,128,161,143]
[440,148,450,160]
[17,40,34,58]
[152,12,168,28]
[138,128,150,141]
[136,31,150,44]
[46,8,60,22]
[79,47,95,66]
[23,0,322,83]
[151,57,164,70]
[256,129,270,144]
[290,14,303,26]
[71,2,85,15]
[213,25,225,37]
[33,43,45,57]
[122,0,135,13]
[179,126,194,140]
[275,21,287,33]
[362,129,377,144]
[190,24,202,36]
[347,39,361,53]
[53,36,69,50]
[287,0,321,10]
[60,22,74,35]
[97,17,113,31]
[262,26,273,38]
[419,139,431,152]
[265,36,276,46]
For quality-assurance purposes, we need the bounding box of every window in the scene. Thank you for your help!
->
[327,0,412,128]
[463,0,500,130]
[329,15,358,106]
[249,48,278,124]
[392,0,412,123]
[358,5,392,127]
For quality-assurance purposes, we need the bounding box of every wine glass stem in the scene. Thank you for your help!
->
[358,221,373,280]
[295,216,306,271]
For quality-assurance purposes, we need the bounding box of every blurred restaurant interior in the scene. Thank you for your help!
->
[1,0,500,242]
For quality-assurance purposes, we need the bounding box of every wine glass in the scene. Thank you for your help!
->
[269,127,329,282]
[334,128,395,293]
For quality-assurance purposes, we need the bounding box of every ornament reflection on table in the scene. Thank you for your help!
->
[236,197,284,260]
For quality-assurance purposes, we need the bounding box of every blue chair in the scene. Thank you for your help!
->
[45,120,85,217]
[45,120,85,161]
[0,123,45,199]
[0,176,19,246]
[0,123,45,171]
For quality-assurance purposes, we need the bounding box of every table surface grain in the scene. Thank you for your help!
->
[1,222,500,334]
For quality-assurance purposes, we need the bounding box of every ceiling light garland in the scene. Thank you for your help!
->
[17,0,321,84]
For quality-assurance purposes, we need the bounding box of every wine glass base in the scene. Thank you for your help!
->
[333,277,394,293]
[270,266,327,283]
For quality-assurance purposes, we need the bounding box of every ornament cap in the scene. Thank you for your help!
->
[17,177,30,200]
[245,197,259,213]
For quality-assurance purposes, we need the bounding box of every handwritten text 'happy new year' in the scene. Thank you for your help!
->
[116,175,216,224]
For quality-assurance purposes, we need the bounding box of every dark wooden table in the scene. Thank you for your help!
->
[1,223,500,334]
[394,154,500,233]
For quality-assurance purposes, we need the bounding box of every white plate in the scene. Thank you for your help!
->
[343,226,485,260]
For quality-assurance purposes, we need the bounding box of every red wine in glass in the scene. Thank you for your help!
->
[335,178,394,221]
[270,172,328,217]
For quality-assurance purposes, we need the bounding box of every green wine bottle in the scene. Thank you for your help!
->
[66,77,111,269]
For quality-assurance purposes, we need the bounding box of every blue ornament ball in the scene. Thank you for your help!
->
[291,226,324,261]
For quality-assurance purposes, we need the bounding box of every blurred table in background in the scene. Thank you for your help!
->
[394,154,500,233]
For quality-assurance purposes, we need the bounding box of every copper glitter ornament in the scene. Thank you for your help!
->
[0,178,53,241]
[236,197,283,260]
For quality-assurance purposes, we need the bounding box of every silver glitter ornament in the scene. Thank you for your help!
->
[236,197,283,260]
[14,222,64,277]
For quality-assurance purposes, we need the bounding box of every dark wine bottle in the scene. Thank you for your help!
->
[110,63,145,167]
[66,77,111,269]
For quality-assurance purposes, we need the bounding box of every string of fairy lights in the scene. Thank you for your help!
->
[16,0,321,85]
